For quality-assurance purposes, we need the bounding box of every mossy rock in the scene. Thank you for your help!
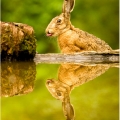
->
[1,21,36,61]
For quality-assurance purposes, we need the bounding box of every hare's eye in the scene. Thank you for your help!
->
[57,19,61,23]
[56,92,61,96]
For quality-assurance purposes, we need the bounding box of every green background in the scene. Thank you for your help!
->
[1,0,119,120]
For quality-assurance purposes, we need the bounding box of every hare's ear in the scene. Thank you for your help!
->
[62,102,75,120]
[62,0,75,13]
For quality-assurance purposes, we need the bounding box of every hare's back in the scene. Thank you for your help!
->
[76,29,112,52]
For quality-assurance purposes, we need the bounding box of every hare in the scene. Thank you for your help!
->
[46,78,75,120]
[46,64,110,120]
[46,0,112,53]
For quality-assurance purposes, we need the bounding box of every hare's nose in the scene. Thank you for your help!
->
[46,79,53,85]
[47,31,51,34]
[46,30,53,36]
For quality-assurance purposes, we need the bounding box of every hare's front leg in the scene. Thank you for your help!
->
[61,44,82,53]
[58,32,85,53]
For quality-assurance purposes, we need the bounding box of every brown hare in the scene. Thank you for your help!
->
[46,0,112,53]
[46,64,110,120]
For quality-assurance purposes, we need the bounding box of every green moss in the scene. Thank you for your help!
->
[1,21,37,61]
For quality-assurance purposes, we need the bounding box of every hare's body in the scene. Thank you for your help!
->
[46,64,110,98]
[58,24,112,53]
[46,0,112,53]
[46,64,110,120]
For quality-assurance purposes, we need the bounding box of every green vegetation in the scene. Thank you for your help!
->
[1,0,119,120]
[1,0,119,53]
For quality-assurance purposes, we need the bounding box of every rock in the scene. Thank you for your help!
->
[1,21,36,61]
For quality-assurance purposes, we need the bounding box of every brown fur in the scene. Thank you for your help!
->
[46,0,112,53]
[46,64,110,100]
[58,24,112,53]
[46,64,110,120]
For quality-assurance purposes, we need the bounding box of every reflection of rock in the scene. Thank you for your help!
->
[46,64,110,120]
[1,62,36,97]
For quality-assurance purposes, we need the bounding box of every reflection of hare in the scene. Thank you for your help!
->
[46,0,112,53]
[46,64,110,120]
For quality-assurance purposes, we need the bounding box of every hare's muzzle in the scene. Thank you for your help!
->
[46,79,52,85]
[46,79,54,85]
[46,30,53,37]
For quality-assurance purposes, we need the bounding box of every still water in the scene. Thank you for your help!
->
[1,61,119,120]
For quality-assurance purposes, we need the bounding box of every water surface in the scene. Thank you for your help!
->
[1,61,119,120]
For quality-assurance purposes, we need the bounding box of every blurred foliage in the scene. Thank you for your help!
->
[1,0,119,53]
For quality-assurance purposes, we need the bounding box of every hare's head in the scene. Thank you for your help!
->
[46,79,71,102]
[46,79,75,120]
[46,0,75,37]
